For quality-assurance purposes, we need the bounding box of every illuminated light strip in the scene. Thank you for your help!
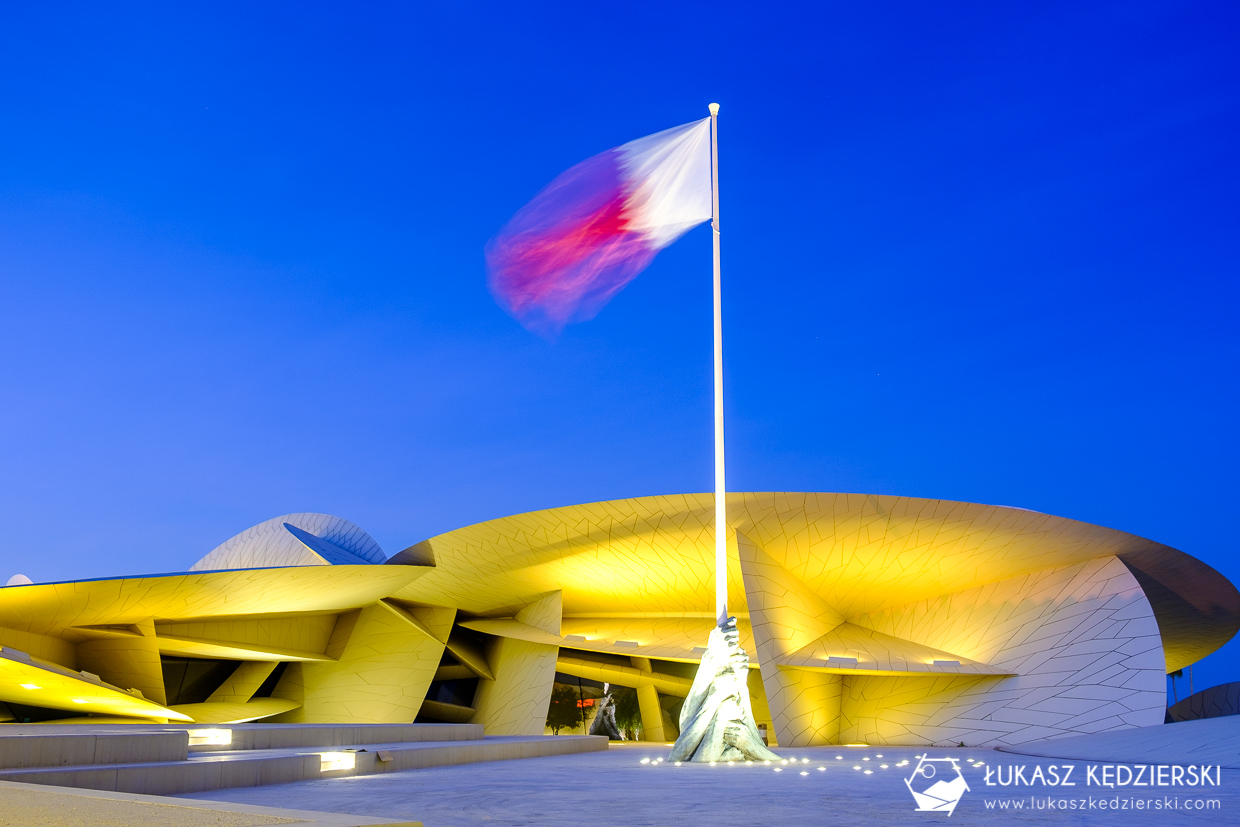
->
[187,728,232,747]
[318,752,356,772]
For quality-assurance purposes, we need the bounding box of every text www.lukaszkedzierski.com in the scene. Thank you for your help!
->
[983,796,1221,811]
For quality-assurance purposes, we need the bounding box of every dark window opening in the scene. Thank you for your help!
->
[160,657,241,705]
[251,662,289,698]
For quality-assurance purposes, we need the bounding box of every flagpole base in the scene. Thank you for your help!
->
[668,616,779,762]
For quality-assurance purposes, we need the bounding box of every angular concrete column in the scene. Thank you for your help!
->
[627,656,668,742]
[75,620,166,706]
[635,683,666,742]
[271,602,449,723]
[737,531,846,747]
[747,666,778,747]
[471,591,561,736]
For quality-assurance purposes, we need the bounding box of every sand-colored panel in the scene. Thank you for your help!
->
[156,615,337,663]
[168,697,300,724]
[76,621,167,706]
[0,647,188,721]
[468,614,752,663]
[848,556,1166,745]
[471,637,558,736]
[388,494,742,619]
[0,566,423,637]
[560,615,743,662]
[444,631,492,680]
[765,667,842,747]
[780,622,1013,676]
[377,601,455,644]
[635,684,665,742]
[737,531,844,746]
[208,662,280,704]
[745,667,777,746]
[1118,546,1240,672]
[0,627,76,668]
[270,603,443,724]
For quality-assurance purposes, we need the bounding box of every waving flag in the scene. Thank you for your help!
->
[486,117,713,336]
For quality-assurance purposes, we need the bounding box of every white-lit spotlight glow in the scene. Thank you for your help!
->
[187,729,232,747]
[318,752,356,772]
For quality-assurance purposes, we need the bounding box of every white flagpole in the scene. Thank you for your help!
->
[671,104,777,763]
[709,102,726,627]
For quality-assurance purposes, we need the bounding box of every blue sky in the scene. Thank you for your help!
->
[0,3,1237,693]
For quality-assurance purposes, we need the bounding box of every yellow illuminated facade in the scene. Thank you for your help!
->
[0,495,1235,747]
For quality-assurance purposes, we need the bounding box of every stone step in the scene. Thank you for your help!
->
[174,722,485,751]
[0,722,484,753]
[0,731,186,769]
[0,751,314,796]
[0,734,607,796]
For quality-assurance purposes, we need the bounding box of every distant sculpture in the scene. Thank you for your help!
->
[669,616,779,762]
[589,683,623,740]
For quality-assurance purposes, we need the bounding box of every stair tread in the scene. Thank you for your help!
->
[0,735,600,775]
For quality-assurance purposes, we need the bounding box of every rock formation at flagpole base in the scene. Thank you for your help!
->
[668,616,780,762]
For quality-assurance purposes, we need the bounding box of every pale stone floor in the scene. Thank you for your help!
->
[183,743,1240,826]
[0,788,300,827]
[0,782,407,827]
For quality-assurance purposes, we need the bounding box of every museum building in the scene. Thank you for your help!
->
[0,493,1235,748]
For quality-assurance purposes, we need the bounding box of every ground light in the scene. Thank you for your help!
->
[187,729,232,747]
[638,751,906,776]
[318,752,356,772]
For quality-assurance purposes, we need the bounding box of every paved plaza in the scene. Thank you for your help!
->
[183,742,1240,826]
[0,780,402,827]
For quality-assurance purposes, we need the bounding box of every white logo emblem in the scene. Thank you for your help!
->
[905,755,970,816]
